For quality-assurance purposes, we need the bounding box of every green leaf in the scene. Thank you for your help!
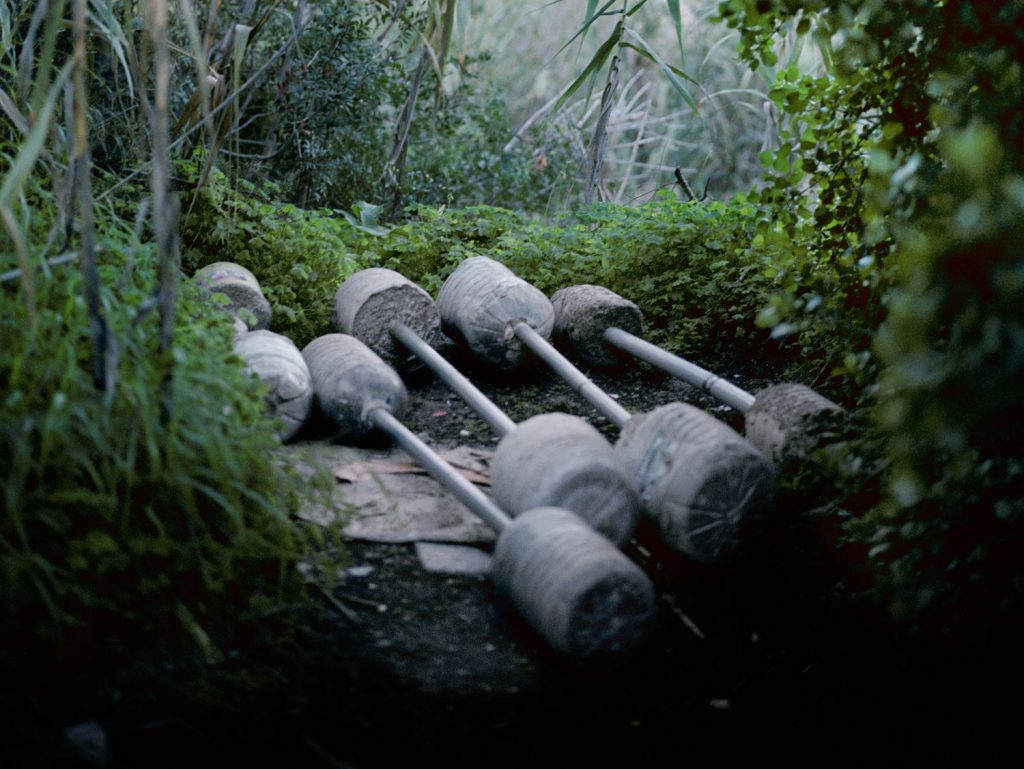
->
[625,0,650,17]
[553,22,622,113]
[621,27,698,112]
[87,0,134,94]
[0,61,72,207]
[554,0,618,59]
[579,0,600,48]
[0,0,11,52]
[666,0,685,63]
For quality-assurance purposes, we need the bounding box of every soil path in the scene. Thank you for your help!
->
[260,348,1010,768]
[35,347,1014,769]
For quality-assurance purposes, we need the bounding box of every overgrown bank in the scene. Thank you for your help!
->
[2,0,1023,762]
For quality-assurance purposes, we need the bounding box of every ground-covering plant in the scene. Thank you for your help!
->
[0,0,337,704]
[720,0,1024,642]
[355,196,796,373]
[0,185,326,685]
[178,157,368,347]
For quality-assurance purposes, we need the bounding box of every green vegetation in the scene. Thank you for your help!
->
[363,199,793,366]
[0,0,338,701]
[2,0,1022,751]
[214,0,572,214]
[179,159,369,348]
[180,182,800,375]
[0,180,331,680]
[720,0,1024,638]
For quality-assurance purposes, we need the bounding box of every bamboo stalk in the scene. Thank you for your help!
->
[583,54,619,205]
[148,0,178,421]
[72,0,112,393]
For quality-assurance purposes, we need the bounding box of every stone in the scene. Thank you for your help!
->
[615,402,777,562]
[334,268,441,370]
[233,330,313,442]
[745,383,846,466]
[64,721,107,766]
[302,334,408,439]
[491,506,656,668]
[490,412,639,546]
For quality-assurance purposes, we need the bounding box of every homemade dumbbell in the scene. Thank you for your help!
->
[232,329,313,442]
[437,256,554,371]
[334,268,639,546]
[438,258,776,563]
[300,333,656,667]
[193,261,273,331]
[549,284,845,466]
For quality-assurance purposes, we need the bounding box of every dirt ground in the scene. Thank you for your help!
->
[257,345,1019,768]
[12,343,1019,768]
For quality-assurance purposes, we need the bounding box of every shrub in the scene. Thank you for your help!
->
[221,2,575,216]
[241,0,390,209]
[178,159,367,348]
[722,0,1024,641]
[360,197,794,370]
[399,55,577,213]
[0,187,332,685]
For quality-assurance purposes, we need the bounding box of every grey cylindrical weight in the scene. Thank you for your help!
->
[490,413,640,546]
[437,256,554,369]
[550,284,644,368]
[193,261,272,330]
[334,268,441,369]
[233,330,313,442]
[745,383,845,465]
[492,507,656,668]
[302,333,407,438]
[615,402,777,562]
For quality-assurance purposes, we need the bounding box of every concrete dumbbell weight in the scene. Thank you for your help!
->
[439,258,776,563]
[436,256,555,371]
[300,332,656,668]
[549,284,845,467]
[193,261,273,331]
[232,329,313,442]
[334,268,639,547]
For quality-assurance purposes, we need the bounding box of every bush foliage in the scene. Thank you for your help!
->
[224,0,573,215]
[720,0,1024,636]
[179,173,796,369]
[178,157,368,348]
[4,0,1021,711]
[0,189,328,680]
[363,198,796,368]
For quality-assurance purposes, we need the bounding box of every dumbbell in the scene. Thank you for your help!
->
[233,329,313,442]
[549,284,845,466]
[193,261,272,331]
[438,257,776,563]
[300,333,656,667]
[334,268,639,547]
